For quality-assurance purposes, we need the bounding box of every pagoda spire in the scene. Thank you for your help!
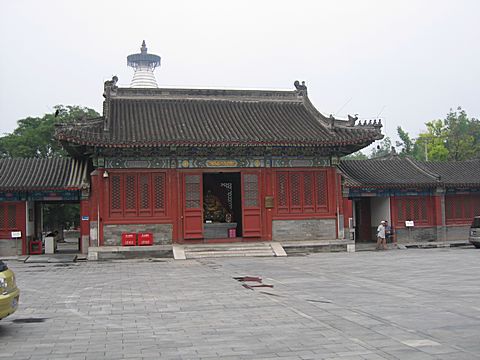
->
[127,41,161,88]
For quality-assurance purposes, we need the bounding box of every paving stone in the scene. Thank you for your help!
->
[2,248,480,359]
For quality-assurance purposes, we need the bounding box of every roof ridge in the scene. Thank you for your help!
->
[113,86,301,102]
[405,158,441,181]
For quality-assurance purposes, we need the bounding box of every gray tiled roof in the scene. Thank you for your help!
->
[55,87,382,149]
[0,158,89,191]
[339,157,480,188]
[415,159,480,186]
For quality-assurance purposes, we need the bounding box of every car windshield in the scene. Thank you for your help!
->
[472,217,480,228]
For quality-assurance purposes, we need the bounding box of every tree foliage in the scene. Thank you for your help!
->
[370,137,392,158]
[396,108,479,161]
[0,105,99,158]
[342,151,368,160]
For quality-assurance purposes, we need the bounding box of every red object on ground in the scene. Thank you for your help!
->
[121,233,137,246]
[228,228,236,238]
[29,240,43,254]
[137,233,153,246]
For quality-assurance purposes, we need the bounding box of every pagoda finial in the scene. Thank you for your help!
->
[127,41,161,88]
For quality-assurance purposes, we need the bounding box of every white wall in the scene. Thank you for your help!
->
[371,197,391,227]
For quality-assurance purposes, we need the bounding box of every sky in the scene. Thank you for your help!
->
[1,0,479,152]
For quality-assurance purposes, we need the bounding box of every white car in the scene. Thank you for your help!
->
[469,216,480,249]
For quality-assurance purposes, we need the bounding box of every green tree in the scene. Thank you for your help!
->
[370,137,392,158]
[445,107,478,160]
[43,203,80,231]
[396,126,414,157]
[0,105,99,158]
[342,151,368,160]
[412,108,479,161]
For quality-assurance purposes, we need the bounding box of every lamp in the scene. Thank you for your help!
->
[103,170,109,178]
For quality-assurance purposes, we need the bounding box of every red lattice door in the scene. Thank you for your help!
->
[242,172,262,238]
[183,173,203,240]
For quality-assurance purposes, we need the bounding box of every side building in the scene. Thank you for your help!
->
[339,156,480,243]
[0,158,90,256]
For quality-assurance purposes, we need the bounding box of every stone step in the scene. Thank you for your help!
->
[185,249,275,259]
[174,242,286,260]
[184,245,273,252]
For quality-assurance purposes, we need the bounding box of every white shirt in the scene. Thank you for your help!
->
[377,224,386,238]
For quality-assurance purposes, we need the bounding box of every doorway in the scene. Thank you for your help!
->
[35,202,81,254]
[203,173,243,239]
[354,198,373,242]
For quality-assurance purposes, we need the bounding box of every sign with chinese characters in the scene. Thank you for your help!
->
[264,196,275,208]
[178,158,264,168]
[405,221,414,227]
[11,231,21,238]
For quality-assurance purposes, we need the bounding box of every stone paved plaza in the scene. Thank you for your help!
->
[1,248,480,359]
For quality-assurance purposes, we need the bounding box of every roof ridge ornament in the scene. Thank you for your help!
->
[347,114,358,126]
[294,80,307,96]
[103,76,118,98]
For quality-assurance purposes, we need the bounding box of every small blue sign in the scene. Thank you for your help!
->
[82,216,89,221]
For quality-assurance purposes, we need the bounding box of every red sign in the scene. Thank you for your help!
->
[121,233,137,246]
[138,233,153,246]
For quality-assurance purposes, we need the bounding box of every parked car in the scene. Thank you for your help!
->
[469,216,480,249]
[0,260,20,320]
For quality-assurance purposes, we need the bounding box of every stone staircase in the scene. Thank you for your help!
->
[173,242,287,260]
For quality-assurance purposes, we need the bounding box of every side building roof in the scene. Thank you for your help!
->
[55,79,383,155]
[0,158,89,192]
[339,157,480,189]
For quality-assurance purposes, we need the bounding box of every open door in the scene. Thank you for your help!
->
[183,173,203,240]
[242,172,262,238]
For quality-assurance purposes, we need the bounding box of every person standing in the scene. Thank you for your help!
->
[376,220,387,250]
[385,220,395,246]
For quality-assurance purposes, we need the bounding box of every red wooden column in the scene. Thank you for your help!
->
[264,168,273,241]
[15,202,27,255]
[168,169,179,242]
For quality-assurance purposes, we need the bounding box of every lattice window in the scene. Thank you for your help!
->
[154,174,165,210]
[275,170,329,214]
[455,197,463,219]
[0,206,5,230]
[277,172,288,209]
[405,200,411,220]
[111,176,122,210]
[7,205,16,229]
[445,198,453,219]
[125,175,137,210]
[220,182,233,209]
[446,194,480,224]
[315,171,328,208]
[290,173,301,209]
[139,175,150,210]
[474,196,480,216]
[109,172,167,218]
[420,198,428,220]
[397,199,404,221]
[395,196,432,226]
[303,173,314,207]
[243,174,259,207]
[185,175,200,209]
[412,198,420,220]
[464,196,471,218]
